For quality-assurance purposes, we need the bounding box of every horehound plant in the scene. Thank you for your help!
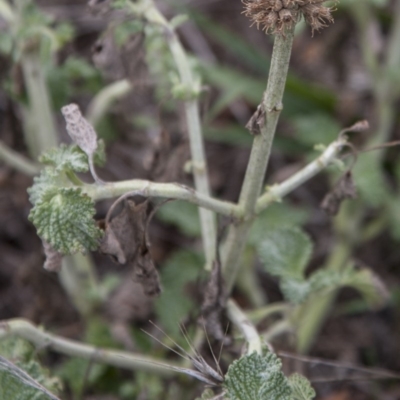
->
[0,0,390,399]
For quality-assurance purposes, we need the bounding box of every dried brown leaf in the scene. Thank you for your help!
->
[245,104,266,135]
[200,260,230,344]
[321,171,357,216]
[100,199,161,296]
[42,240,63,272]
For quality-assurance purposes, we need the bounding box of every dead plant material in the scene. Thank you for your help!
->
[42,240,63,272]
[245,104,266,135]
[242,0,336,36]
[321,171,357,216]
[100,199,161,296]
[201,260,230,345]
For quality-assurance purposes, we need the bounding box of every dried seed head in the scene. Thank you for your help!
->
[242,0,336,36]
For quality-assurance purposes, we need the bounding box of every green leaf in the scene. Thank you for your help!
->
[288,373,316,400]
[280,278,312,304]
[155,250,205,336]
[29,187,103,254]
[0,357,60,400]
[39,144,89,173]
[224,352,292,400]
[156,201,201,237]
[249,203,309,245]
[256,227,313,280]
[291,113,340,147]
[307,266,388,308]
[56,357,105,397]
[28,167,61,205]
[0,338,62,400]
[353,152,390,207]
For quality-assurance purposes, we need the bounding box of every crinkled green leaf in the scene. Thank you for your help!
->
[39,144,88,173]
[0,357,60,400]
[256,227,313,280]
[280,278,312,304]
[28,167,61,205]
[306,266,388,308]
[288,373,316,400]
[342,268,389,309]
[29,187,103,254]
[224,352,292,400]
[0,338,62,400]
[249,203,309,246]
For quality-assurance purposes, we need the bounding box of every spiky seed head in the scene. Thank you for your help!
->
[242,0,337,36]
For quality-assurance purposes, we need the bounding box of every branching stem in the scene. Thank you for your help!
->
[221,27,295,293]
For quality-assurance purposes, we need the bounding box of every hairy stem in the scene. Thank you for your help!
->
[143,1,216,268]
[84,180,239,217]
[226,299,262,355]
[20,51,58,159]
[0,319,182,377]
[221,27,295,293]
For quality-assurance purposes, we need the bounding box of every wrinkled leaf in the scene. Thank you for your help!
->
[256,227,313,280]
[29,188,102,254]
[224,352,292,400]
[39,144,88,173]
[288,373,316,400]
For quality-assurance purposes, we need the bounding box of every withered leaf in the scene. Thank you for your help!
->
[321,171,357,216]
[42,240,63,272]
[100,199,161,296]
[200,260,230,344]
[245,104,266,135]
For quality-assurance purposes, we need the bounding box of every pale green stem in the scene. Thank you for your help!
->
[20,51,58,159]
[256,137,348,213]
[0,319,181,377]
[0,140,40,175]
[247,303,290,324]
[86,79,133,128]
[236,248,266,307]
[83,180,239,217]
[263,320,292,343]
[60,254,100,316]
[142,1,216,268]
[226,299,262,355]
[221,27,295,294]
